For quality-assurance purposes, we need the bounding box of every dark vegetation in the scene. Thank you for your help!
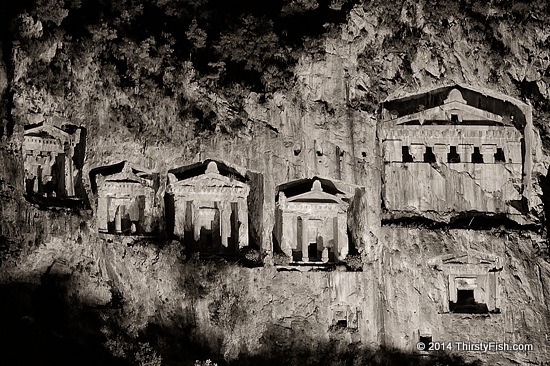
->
[2,0,359,95]
[0,277,482,366]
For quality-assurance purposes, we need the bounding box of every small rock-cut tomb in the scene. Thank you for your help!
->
[431,252,502,314]
[23,122,81,199]
[166,160,250,254]
[94,161,158,235]
[274,178,352,263]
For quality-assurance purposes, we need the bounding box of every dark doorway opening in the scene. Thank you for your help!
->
[402,146,413,162]
[308,243,318,261]
[472,146,483,163]
[336,319,347,327]
[423,146,436,163]
[419,335,432,351]
[494,148,506,162]
[447,146,460,163]
[449,289,489,314]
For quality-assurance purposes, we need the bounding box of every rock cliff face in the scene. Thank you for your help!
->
[1,1,550,365]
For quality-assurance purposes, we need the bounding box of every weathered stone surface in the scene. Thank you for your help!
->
[380,86,530,222]
[1,2,550,365]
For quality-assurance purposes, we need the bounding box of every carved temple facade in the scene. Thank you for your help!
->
[92,161,159,235]
[23,122,81,199]
[379,85,529,218]
[430,252,502,314]
[274,178,354,263]
[166,160,250,254]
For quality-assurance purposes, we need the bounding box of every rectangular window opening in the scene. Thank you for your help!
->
[472,146,484,163]
[402,146,413,162]
[449,289,489,314]
[419,335,432,350]
[423,146,436,163]
[494,148,506,162]
[447,146,460,163]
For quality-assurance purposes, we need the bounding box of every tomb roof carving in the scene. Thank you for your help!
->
[276,176,357,203]
[168,159,246,182]
[24,122,72,140]
[167,160,248,188]
[429,251,503,269]
[381,84,529,130]
[89,161,155,193]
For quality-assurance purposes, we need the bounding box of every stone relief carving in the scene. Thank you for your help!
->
[430,252,503,314]
[166,160,250,255]
[274,177,355,264]
[92,161,158,236]
[23,121,81,201]
[380,85,528,219]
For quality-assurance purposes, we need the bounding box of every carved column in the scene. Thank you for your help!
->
[174,198,186,238]
[409,143,426,162]
[65,145,75,197]
[457,144,474,163]
[220,201,231,248]
[237,199,248,250]
[97,196,108,232]
[115,205,122,234]
[383,140,402,162]
[337,212,348,261]
[505,141,522,163]
[480,144,497,164]
[192,201,200,241]
[433,144,449,163]
[301,217,309,262]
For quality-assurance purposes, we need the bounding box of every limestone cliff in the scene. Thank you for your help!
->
[1,1,550,365]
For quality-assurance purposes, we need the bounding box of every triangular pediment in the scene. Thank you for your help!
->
[287,190,342,204]
[386,88,514,127]
[171,172,248,189]
[92,161,155,193]
[432,251,502,268]
[284,179,344,204]
[24,123,71,140]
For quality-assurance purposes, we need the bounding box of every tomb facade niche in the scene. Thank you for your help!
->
[91,161,159,236]
[22,121,83,203]
[379,85,530,219]
[274,177,356,264]
[429,252,503,314]
[331,303,359,330]
[166,160,250,255]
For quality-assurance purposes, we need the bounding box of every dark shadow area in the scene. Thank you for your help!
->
[449,213,536,231]
[70,125,90,208]
[494,147,505,163]
[23,194,87,210]
[402,146,414,162]
[382,213,537,231]
[165,193,175,237]
[449,290,489,314]
[226,323,482,366]
[0,278,127,366]
[447,146,460,163]
[0,266,483,366]
[423,146,436,163]
[539,171,550,242]
[471,147,483,163]
[382,216,448,229]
